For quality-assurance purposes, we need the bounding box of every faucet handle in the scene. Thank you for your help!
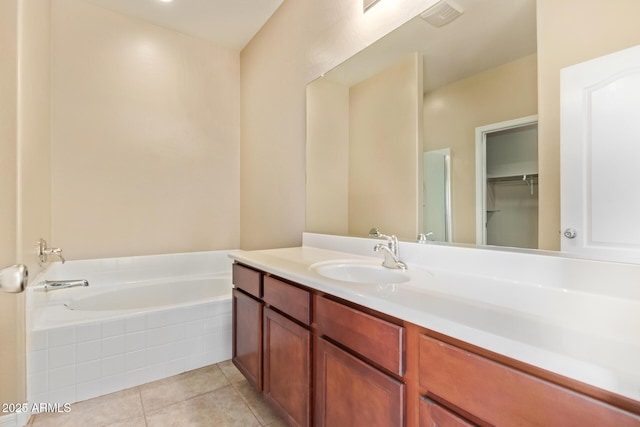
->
[417,232,434,243]
[37,239,66,266]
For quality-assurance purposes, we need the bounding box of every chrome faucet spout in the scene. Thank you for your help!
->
[40,279,89,292]
[374,244,407,270]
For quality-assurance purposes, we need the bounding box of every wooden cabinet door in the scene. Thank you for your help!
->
[232,288,263,390]
[315,337,404,427]
[419,397,475,427]
[263,308,311,427]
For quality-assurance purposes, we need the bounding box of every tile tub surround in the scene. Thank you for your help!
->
[26,251,235,407]
[28,361,286,427]
[230,233,640,403]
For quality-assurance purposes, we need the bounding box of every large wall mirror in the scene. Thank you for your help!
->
[306,0,538,247]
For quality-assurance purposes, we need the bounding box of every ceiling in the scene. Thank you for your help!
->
[81,0,284,51]
[323,0,537,92]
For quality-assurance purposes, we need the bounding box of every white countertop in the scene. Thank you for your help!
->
[230,236,640,403]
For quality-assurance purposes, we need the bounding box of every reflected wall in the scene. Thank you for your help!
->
[307,54,423,239]
[424,54,538,244]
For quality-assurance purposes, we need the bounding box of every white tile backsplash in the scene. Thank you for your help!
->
[28,298,231,405]
[76,379,102,402]
[49,366,75,390]
[76,360,101,383]
[125,315,146,333]
[101,355,125,377]
[102,319,125,338]
[76,323,101,342]
[101,336,125,358]
[48,328,75,348]
[48,345,75,370]
[125,332,146,352]
[76,340,101,363]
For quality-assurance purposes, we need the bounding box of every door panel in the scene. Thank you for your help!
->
[561,45,640,263]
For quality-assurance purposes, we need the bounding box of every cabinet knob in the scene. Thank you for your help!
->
[563,228,577,239]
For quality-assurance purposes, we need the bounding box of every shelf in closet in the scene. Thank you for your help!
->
[487,173,538,183]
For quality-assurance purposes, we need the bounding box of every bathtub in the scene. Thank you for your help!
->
[26,250,235,406]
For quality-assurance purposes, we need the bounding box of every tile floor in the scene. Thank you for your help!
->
[28,360,286,427]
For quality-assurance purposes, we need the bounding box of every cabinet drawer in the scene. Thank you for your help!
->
[315,296,405,376]
[419,334,640,426]
[419,397,475,427]
[233,263,262,298]
[263,276,311,325]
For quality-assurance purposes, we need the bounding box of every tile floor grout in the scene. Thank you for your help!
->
[29,360,285,427]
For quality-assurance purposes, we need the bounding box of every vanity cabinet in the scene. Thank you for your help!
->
[262,275,312,427]
[417,334,640,427]
[315,296,406,426]
[232,264,312,427]
[315,336,404,427]
[232,264,264,390]
[419,397,474,427]
[232,262,640,427]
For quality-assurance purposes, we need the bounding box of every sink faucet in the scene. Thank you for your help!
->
[369,228,407,270]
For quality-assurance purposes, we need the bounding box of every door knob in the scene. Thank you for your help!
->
[563,228,577,239]
[0,264,28,293]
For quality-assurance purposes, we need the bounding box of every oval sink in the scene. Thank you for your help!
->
[311,261,411,284]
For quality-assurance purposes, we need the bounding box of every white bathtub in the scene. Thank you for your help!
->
[26,250,235,406]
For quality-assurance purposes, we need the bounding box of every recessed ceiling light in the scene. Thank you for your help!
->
[158,0,174,3]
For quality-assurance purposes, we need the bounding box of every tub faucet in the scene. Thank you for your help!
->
[38,279,89,292]
[369,228,407,270]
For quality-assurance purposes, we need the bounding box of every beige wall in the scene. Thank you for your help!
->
[537,0,640,250]
[0,0,20,410]
[306,54,423,239]
[306,79,350,235]
[349,54,422,239]
[51,0,240,259]
[240,0,439,249]
[424,54,538,244]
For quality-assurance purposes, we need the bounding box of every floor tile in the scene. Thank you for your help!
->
[140,364,229,412]
[28,361,285,427]
[217,360,245,384]
[145,385,260,427]
[32,388,143,427]
[232,378,281,426]
[103,416,147,427]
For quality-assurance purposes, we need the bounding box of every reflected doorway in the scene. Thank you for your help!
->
[475,116,538,248]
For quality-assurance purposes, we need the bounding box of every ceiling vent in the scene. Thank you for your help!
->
[420,0,464,28]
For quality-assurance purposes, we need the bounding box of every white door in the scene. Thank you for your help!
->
[561,45,640,263]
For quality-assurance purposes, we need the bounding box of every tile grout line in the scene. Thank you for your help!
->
[218,363,270,426]
[135,386,149,427]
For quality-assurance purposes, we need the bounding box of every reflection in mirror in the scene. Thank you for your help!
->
[363,0,382,12]
[306,0,537,245]
[478,119,539,249]
[423,149,451,242]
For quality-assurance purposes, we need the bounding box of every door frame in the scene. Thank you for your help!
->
[475,115,538,245]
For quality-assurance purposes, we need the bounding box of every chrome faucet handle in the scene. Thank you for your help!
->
[37,239,66,266]
[369,228,398,253]
[417,232,434,243]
